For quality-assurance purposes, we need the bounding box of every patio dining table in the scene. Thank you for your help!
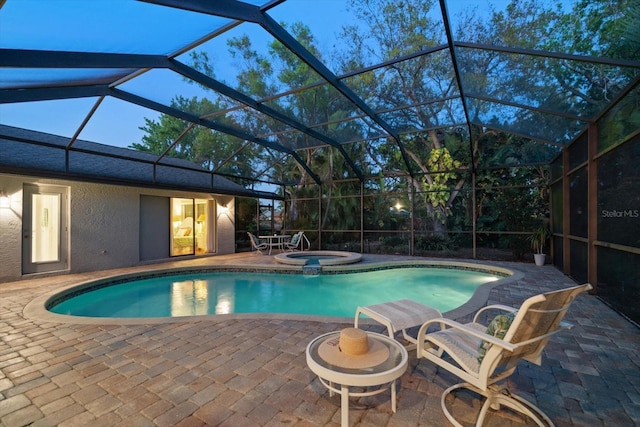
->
[258,234,291,255]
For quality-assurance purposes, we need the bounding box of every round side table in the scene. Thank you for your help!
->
[306,331,409,427]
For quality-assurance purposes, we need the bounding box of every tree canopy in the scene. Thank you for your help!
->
[131,0,638,247]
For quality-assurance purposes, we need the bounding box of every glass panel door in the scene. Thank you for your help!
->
[170,197,213,256]
[32,193,60,263]
[195,199,209,254]
[171,198,195,256]
[23,184,68,274]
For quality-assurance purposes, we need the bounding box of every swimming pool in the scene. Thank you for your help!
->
[47,267,502,318]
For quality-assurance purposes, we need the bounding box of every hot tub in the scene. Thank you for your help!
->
[274,250,362,266]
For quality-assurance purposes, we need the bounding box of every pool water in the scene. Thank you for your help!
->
[49,268,500,318]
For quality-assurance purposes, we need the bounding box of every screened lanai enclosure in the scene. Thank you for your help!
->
[1,0,639,322]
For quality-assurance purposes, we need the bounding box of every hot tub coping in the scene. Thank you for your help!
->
[274,250,363,266]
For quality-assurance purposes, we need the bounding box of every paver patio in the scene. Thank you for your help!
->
[1,254,638,426]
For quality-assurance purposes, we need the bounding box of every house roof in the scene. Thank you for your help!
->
[0,124,275,198]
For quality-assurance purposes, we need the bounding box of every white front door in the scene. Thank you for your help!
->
[22,184,69,274]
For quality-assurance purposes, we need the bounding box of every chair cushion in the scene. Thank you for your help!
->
[477,311,516,364]
[429,323,486,374]
[290,233,300,245]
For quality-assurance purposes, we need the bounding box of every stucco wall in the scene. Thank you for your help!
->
[0,174,236,283]
[69,182,140,273]
[216,195,236,254]
[0,175,24,282]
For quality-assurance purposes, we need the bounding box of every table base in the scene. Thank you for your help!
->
[317,376,399,427]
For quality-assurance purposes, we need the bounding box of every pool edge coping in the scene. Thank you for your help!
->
[23,259,523,326]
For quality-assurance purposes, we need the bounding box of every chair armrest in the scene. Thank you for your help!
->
[417,318,517,353]
[473,304,517,324]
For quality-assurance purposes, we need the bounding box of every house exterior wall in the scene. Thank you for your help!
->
[216,195,235,254]
[69,182,140,273]
[0,173,236,283]
[0,175,23,281]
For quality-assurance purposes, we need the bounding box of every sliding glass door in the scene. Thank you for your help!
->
[171,198,212,256]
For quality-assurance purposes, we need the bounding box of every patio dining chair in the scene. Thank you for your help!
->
[284,231,304,251]
[247,232,268,255]
[415,283,592,427]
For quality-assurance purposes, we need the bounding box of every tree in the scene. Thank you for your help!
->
[339,0,608,238]
[130,0,633,254]
[222,23,371,234]
[130,96,261,180]
[338,0,473,235]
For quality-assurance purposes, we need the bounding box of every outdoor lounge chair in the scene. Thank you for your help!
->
[354,299,442,349]
[247,232,268,254]
[415,283,592,427]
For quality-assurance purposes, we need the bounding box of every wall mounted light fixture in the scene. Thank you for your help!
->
[0,191,9,208]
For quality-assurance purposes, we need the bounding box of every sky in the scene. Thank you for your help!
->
[0,0,357,147]
[0,0,514,150]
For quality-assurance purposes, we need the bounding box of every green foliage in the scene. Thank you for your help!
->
[129,0,630,255]
[598,84,640,152]
[235,197,258,232]
[415,234,458,252]
[379,235,410,254]
[130,96,261,179]
[421,147,462,222]
[528,222,550,254]
[480,182,546,260]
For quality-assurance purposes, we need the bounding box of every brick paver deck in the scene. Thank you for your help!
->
[1,254,638,426]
